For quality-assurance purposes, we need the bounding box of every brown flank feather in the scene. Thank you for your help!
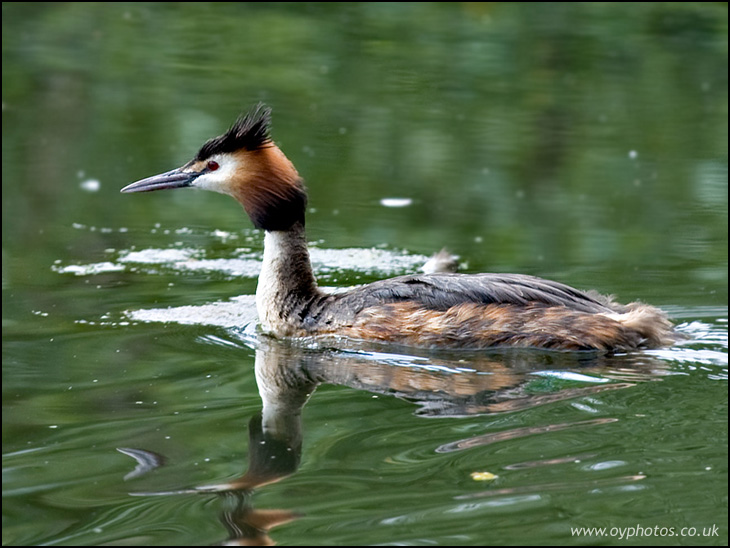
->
[333,301,672,351]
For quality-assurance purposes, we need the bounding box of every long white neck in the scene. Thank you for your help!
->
[256,222,320,336]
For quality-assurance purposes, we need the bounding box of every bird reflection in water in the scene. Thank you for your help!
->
[120,336,672,545]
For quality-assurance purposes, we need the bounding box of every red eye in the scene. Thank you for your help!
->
[207,160,220,171]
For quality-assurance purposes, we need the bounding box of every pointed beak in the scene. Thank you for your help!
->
[120,167,200,194]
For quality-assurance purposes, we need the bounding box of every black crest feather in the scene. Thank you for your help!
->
[195,103,272,161]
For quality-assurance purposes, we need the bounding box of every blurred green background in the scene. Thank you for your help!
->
[3,2,727,300]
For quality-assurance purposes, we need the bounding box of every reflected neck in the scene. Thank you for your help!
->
[256,222,320,335]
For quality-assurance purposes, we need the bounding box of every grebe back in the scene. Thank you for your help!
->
[121,104,674,352]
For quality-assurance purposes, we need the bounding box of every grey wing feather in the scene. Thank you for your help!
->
[331,273,618,315]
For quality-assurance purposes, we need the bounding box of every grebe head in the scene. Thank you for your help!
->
[121,104,307,231]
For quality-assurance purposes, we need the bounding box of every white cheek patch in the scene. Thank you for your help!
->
[193,155,240,196]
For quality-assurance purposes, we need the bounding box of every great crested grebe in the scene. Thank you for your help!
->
[122,104,674,352]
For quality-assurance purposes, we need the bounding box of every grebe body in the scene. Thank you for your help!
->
[122,105,673,352]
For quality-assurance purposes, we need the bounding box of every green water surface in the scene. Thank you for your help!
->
[2,3,727,546]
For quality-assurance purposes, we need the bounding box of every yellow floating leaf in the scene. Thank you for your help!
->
[470,471,498,481]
